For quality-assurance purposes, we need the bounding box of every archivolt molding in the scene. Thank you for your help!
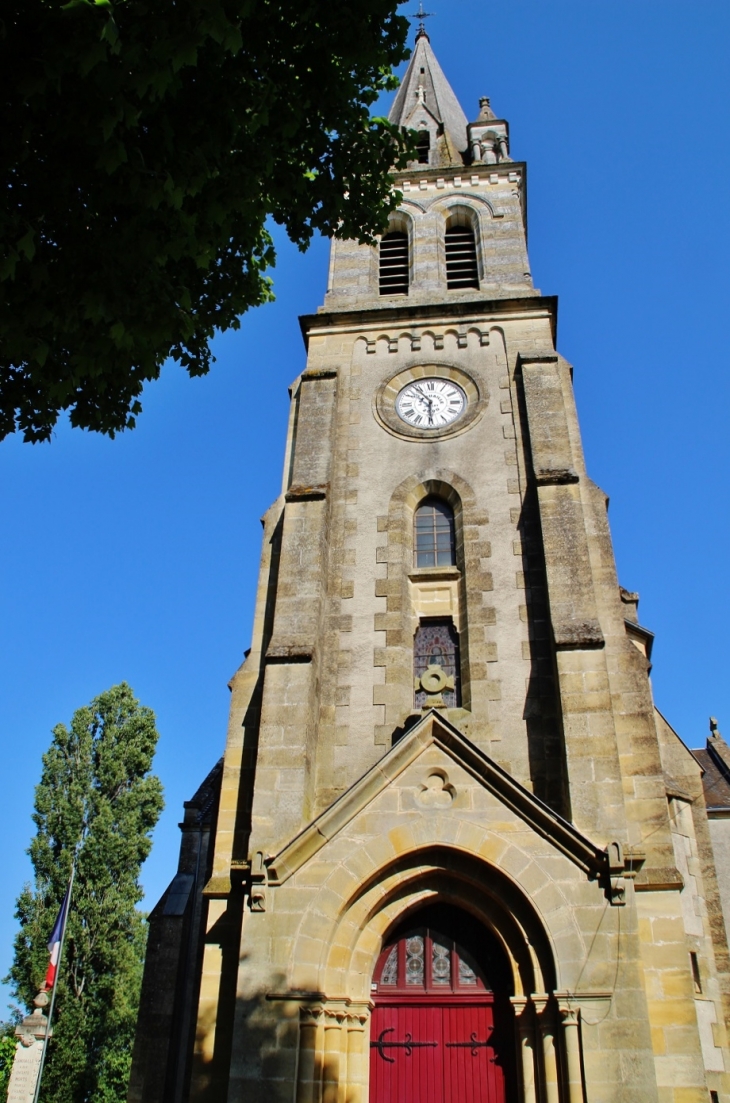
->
[388,468,477,515]
[285,839,579,1003]
[286,838,597,1103]
[323,857,550,1000]
[391,198,427,216]
[288,849,592,1103]
[428,193,496,218]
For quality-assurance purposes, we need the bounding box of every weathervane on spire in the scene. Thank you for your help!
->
[411,1,435,38]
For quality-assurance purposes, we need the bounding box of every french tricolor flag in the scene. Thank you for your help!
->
[44,885,72,991]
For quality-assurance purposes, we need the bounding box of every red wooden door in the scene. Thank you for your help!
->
[369,924,509,1103]
[443,1003,503,1103]
[370,1001,505,1103]
[370,1003,442,1103]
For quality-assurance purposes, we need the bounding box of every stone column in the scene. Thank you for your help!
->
[510,997,537,1103]
[559,1005,584,1103]
[322,1009,345,1103]
[345,1009,369,1103]
[533,996,560,1103]
[296,1007,323,1103]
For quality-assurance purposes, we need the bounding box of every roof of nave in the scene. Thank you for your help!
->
[388,29,469,158]
[183,756,223,826]
[693,722,730,812]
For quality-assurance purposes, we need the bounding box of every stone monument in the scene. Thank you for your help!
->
[7,991,50,1103]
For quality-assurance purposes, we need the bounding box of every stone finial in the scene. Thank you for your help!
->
[15,989,51,1046]
[477,96,496,122]
[707,716,730,776]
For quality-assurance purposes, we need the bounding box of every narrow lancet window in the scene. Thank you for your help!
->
[445,224,479,289]
[414,498,455,568]
[379,231,409,295]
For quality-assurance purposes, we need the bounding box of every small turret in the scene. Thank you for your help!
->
[467,95,511,165]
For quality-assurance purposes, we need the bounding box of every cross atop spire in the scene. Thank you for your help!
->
[411,2,435,40]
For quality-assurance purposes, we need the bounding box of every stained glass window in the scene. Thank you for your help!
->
[414,619,460,708]
[458,955,478,986]
[432,939,451,985]
[374,926,490,992]
[414,498,455,568]
[381,946,398,985]
[405,935,425,985]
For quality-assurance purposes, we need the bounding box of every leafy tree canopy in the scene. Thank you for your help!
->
[1,0,413,442]
[0,1024,17,1103]
[5,683,164,1103]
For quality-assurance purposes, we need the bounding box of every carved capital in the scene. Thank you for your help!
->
[322,1005,348,1026]
[559,1004,580,1028]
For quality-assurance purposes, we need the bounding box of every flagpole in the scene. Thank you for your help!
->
[32,857,76,1103]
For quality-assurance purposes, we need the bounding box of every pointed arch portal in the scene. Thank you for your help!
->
[279,712,609,1103]
[369,904,514,1103]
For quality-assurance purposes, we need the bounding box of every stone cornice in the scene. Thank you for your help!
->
[389,159,526,184]
[299,294,558,349]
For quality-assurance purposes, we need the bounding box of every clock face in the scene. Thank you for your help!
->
[395,378,467,429]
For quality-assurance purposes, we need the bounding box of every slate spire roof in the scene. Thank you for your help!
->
[388,29,469,159]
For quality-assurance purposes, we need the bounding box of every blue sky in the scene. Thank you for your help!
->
[2,0,729,1011]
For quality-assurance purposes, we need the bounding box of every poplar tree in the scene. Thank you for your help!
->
[6,683,164,1103]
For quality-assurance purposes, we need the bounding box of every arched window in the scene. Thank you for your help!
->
[379,231,409,296]
[445,224,479,290]
[416,130,431,164]
[375,921,488,992]
[414,619,460,708]
[414,498,455,568]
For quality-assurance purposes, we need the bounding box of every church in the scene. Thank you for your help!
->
[129,27,730,1103]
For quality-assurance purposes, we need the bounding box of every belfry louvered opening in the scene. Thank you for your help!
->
[416,130,431,164]
[379,231,409,296]
[445,225,479,290]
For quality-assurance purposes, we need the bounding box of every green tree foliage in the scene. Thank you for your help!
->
[6,684,164,1103]
[0,1024,18,1103]
[0,0,413,442]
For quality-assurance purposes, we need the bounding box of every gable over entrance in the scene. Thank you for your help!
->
[266,709,621,894]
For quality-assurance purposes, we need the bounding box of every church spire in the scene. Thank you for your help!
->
[388,31,469,164]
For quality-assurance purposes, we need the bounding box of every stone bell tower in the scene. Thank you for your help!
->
[130,28,730,1103]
